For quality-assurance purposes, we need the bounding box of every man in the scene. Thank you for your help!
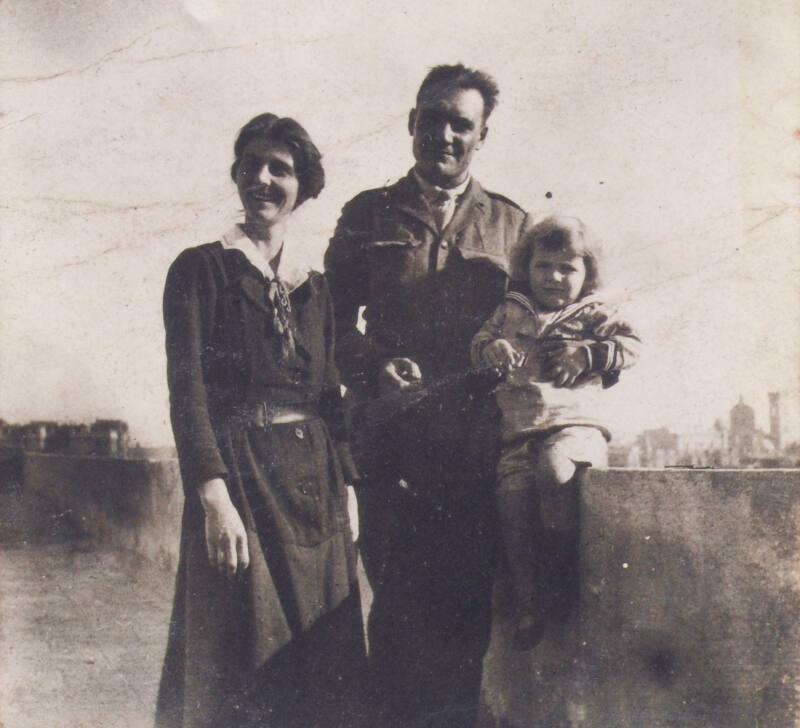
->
[325,64,529,727]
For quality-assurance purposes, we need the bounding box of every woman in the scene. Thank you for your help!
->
[156,114,366,728]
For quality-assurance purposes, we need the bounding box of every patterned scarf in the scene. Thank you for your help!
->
[267,276,296,361]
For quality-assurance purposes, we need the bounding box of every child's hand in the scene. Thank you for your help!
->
[484,339,524,372]
[541,340,590,387]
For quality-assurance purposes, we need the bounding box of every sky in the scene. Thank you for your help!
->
[1,0,799,446]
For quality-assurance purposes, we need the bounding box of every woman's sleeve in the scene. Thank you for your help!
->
[163,248,228,494]
[317,274,360,483]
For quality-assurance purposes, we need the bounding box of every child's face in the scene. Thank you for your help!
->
[528,242,587,310]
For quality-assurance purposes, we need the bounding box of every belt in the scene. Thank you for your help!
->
[225,403,320,430]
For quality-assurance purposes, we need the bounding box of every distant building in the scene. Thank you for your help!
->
[729,396,756,461]
[727,396,783,466]
[0,418,130,458]
[90,420,130,457]
[22,421,60,452]
[608,444,635,467]
[768,392,781,451]
[613,391,797,469]
[676,420,727,467]
[0,419,22,447]
[49,424,92,455]
[635,428,680,468]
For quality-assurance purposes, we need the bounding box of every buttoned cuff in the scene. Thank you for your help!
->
[588,341,617,372]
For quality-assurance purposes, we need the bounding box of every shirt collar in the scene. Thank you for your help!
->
[413,170,471,203]
[220,224,312,292]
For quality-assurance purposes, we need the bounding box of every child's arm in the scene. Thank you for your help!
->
[586,307,641,376]
[543,304,641,387]
[470,301,524,371]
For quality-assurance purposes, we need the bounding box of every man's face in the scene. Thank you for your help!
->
[409,85,487,188]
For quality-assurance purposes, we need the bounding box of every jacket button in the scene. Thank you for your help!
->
[295,428,305,439]
[440,240,449,249]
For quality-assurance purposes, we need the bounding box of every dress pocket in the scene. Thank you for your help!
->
[246,421,339,547]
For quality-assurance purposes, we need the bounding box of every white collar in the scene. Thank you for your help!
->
[220,224,312,292]
[414,170,471,202]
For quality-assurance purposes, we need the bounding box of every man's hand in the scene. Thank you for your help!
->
[198,478,250,578]
[378,357,423,394]
[541,339,591,388]
[483,339,524,372]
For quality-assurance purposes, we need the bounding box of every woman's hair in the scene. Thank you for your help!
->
[510,215,602,297]
[230,113,325,207]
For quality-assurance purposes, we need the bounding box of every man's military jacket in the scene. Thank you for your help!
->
[325,170,529,395]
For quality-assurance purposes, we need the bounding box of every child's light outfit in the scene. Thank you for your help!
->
[471,289,640,643]
[471,290,640,448]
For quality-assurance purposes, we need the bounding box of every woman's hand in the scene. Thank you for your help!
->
[198,478,250,577]
[483,339,524,372]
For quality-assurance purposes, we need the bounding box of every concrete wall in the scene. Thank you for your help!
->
[15,454,800,725]
[482,468,800,728]
[21,452,183,570]
[0,447,23,489]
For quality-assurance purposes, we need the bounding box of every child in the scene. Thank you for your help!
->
[471,215,640,649]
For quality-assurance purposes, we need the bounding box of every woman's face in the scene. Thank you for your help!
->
[235,138,299,227]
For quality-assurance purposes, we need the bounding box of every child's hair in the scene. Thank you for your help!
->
[510,215,602,298]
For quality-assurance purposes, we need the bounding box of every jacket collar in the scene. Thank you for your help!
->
[413,170,471,204]
[389,170,488,236]
[220,224,312,293]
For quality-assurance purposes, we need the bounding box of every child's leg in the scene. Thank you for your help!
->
[496,440,544,618]
[535,427,608,619]
[536,427,608,531]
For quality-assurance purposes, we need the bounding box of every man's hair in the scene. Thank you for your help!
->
[230,113,325,207]
[416,64,500,121]
[510,215,603,297]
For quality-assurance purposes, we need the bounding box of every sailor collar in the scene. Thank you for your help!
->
[506,290,603,324]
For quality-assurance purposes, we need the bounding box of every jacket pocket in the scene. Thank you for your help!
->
[365,238,422,288]
[365,237,420,250]
[455,223,509,273]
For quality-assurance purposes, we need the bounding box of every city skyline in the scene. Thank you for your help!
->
[616,389,800,446]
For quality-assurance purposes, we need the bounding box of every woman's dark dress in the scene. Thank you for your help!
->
[155,241,366,728]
